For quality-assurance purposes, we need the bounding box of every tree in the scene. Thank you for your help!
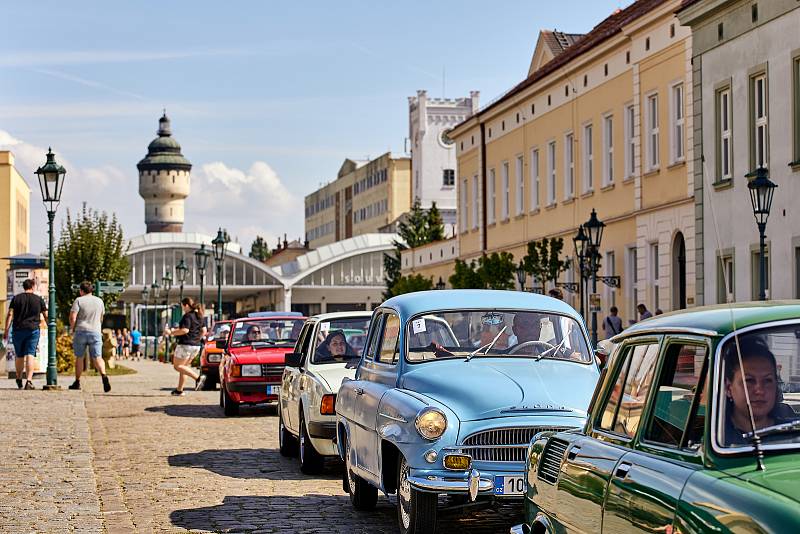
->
[449,259,484,289]
[478,252,516,290]
[249,235,271,261]
[390,274,434,296]
[54,206,129,322]
[522,237,569,288]
[382,250,402,300]
[425,201,445,242]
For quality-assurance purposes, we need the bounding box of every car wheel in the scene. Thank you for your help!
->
[397,454,438,534]
[343,431,377,510]
[278,406,298,457]
[218,384,224,407]
[298,411,324,475]
[222,385,239,416]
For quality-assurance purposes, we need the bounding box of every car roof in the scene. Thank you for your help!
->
[613,301,800,342]
[233,315,306,324]
[308,311,373,322]
[381,289,582,322]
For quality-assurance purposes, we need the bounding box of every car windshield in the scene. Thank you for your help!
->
[311,317,370,364]
[405,310,592,364]
[210,322,230,339]
[230,319,304,347]
[718,323,800,448]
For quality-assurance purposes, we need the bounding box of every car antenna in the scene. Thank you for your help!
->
[702,155,765,471]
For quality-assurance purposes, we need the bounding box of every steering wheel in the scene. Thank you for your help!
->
[508,340,556,355]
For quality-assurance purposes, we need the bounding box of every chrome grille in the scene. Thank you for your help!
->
[537,438,569,484]
[261,364,285,377]
[460,427,572,463]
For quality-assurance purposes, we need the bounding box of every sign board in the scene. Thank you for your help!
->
[589,293,602,313]
[4,268,49,377]
[96,281,125,296]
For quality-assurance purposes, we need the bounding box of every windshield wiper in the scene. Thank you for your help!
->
[534,338,567,361]
[466,326,507,362]
[744,419,800,440]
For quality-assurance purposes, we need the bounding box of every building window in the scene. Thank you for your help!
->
[488,168,496,224]
[646,93,660,171]
[547,142,556,205]
[443,169,455,187]
[794,58,800,163]
[531,149,540,210]
[565,133,575,199]
[716,87,733,181]
[627,246,638,323]
[471,175,479,230]
[582,124,593,192]
[460,178,468,231]
[501,162,510,220]
[625,104,635,179]
[751,73,768,170]
[751,248,770,300]
[650,243,660,311]
[671,83,685,163]
[717,254,735,303]
[603,115,614,186]
[515,155,524,215]
[795,246,800,298]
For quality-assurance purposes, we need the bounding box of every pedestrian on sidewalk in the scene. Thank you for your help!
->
[122,327,131,359]
[3,279,47,390]
[637,303,653,321]
[163,297,205,396]
[69,281,111,392]
[602,306,623,340]
[130,327,141,360]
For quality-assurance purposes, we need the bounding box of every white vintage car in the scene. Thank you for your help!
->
[278,311,372,474]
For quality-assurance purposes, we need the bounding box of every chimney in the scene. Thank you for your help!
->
[470,91,480,115]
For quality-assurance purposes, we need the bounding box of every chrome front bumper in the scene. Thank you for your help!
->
[509,525,530,534]
[407,469,493,500]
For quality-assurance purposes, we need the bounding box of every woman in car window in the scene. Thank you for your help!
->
[245,325,262,342]
[724,336,797,445]
[315,330,356,362]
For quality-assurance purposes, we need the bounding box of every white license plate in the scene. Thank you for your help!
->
[494,475,525,495]
[266,385,280,395]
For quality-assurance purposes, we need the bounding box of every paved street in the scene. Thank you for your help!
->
[1,361,521,533]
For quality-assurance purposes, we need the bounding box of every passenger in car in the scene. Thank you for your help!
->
[245,325,263,342]
[315,330,357,362]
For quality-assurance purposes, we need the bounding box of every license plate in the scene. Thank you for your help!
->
[494,475,525,495]
[266,385,280,395]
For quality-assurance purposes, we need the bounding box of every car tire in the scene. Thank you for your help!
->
[221,385,239,416]
[278,406,298,457]
[343,432,377,511]
[298,411,325,475]
[397,454,438,534]
[218,383,224,407]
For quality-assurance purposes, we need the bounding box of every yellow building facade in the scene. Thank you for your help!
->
[450,0,695,328]
[0,151,32,319]
[304,152,410,249]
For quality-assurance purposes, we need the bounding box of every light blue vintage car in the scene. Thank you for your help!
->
[336,290,600,534]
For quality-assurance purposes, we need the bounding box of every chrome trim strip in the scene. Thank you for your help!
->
[611,326,718,343]
[407,475,494,493]
[378,412,407,423]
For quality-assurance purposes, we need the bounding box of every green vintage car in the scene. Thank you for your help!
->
[512,302,800,533]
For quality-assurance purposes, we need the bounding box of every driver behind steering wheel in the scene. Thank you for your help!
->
[507,313,544,354]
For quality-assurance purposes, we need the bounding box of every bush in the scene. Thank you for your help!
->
[56,333,75,373]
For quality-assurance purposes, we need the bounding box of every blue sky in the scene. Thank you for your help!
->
[0,0,626,254]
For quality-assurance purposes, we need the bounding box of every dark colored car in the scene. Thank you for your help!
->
[199,320,231,390]
[218,315,306,416]
[513,302,800,534]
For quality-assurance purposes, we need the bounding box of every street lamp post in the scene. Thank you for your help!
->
[35,149,66,389]
[584,209,606,348]
[516,261,526,292]
[747,167,777,301]
[161,272,172,362]
[150,282,160,360]
[175,258,188,304]
[211,228,229,322]
[194,244,210,310]
[572,225,589,320]
[141,286,149,360]
[435,277,446,290]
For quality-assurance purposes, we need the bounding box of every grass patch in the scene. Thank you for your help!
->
[84,364,137,376]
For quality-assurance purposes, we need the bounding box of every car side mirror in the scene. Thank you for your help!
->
[594,347,609,368]
[215,339,228,351]
[285,352,303,368]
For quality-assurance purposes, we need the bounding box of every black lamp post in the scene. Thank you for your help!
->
[161,272,173,361]
[150,281,160,360]
[572,225,589,320]
[141,286,149,360]
[435,277,446,290]
[211,228,229,322]
[175,258,188,304]
[35,149,66,389]
[516,261,527,291]
[584,209,606,347]
[747,167,777,301]
[194,244,210,310]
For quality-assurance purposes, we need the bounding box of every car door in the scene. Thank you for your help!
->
[603,338,709,534]
[283,321,315,434]
[552,340,661,533]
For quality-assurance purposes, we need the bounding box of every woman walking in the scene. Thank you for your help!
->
[122,327,131,359]
[163,297,206,396]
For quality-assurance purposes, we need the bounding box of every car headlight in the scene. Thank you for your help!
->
[241,364,262,377]
[415,408,447,440]
[207,354,222,363]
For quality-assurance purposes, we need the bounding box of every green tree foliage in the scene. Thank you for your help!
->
[522,237,569,286]
[425,202,445,242]
[248,235,271,261]
[449,253,516,290]
[449,259,484,289]
[390,274,434,296]
[54,206,129,322]
[382,250,402,300]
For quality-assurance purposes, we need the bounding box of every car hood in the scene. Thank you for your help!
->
[310,363,357,393]
[728,455,800,503]
[229,345,293,364]
[399,358,598,422]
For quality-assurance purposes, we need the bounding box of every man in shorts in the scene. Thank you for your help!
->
[69,281,110,392]
[3,279,47,389]
[130,326,142,360]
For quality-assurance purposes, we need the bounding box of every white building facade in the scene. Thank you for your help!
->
[408,90,479,236]
[679,0,800,303]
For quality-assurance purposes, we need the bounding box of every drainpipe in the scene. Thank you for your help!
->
[480,122,487,253]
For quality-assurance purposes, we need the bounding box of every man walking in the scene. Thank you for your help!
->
[3,279,47,390]
[637,303,653,321]
[69,281,110,392]
[602,306,623,339]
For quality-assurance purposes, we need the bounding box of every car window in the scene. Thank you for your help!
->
[363,313,385,362]
[230,319,305,347]
[294,322,313,360]
[598,342,660,439]
[311,317,370,364]
[377,314,400,365]
[645,342,708,449]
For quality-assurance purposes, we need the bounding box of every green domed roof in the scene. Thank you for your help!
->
[137,113,192,172]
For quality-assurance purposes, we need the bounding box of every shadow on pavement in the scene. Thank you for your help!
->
[145,404,228,419]
[168,448,343,481]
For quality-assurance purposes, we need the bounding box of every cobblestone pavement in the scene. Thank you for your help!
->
[2,361,522,533]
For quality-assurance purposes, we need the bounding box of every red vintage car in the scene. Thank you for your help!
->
[199,320,232,390]
[218,314,306,416]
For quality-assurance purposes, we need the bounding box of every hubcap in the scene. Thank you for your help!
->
[399,459,412,529]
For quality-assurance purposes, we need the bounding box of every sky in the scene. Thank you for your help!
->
[0,0,626,255]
